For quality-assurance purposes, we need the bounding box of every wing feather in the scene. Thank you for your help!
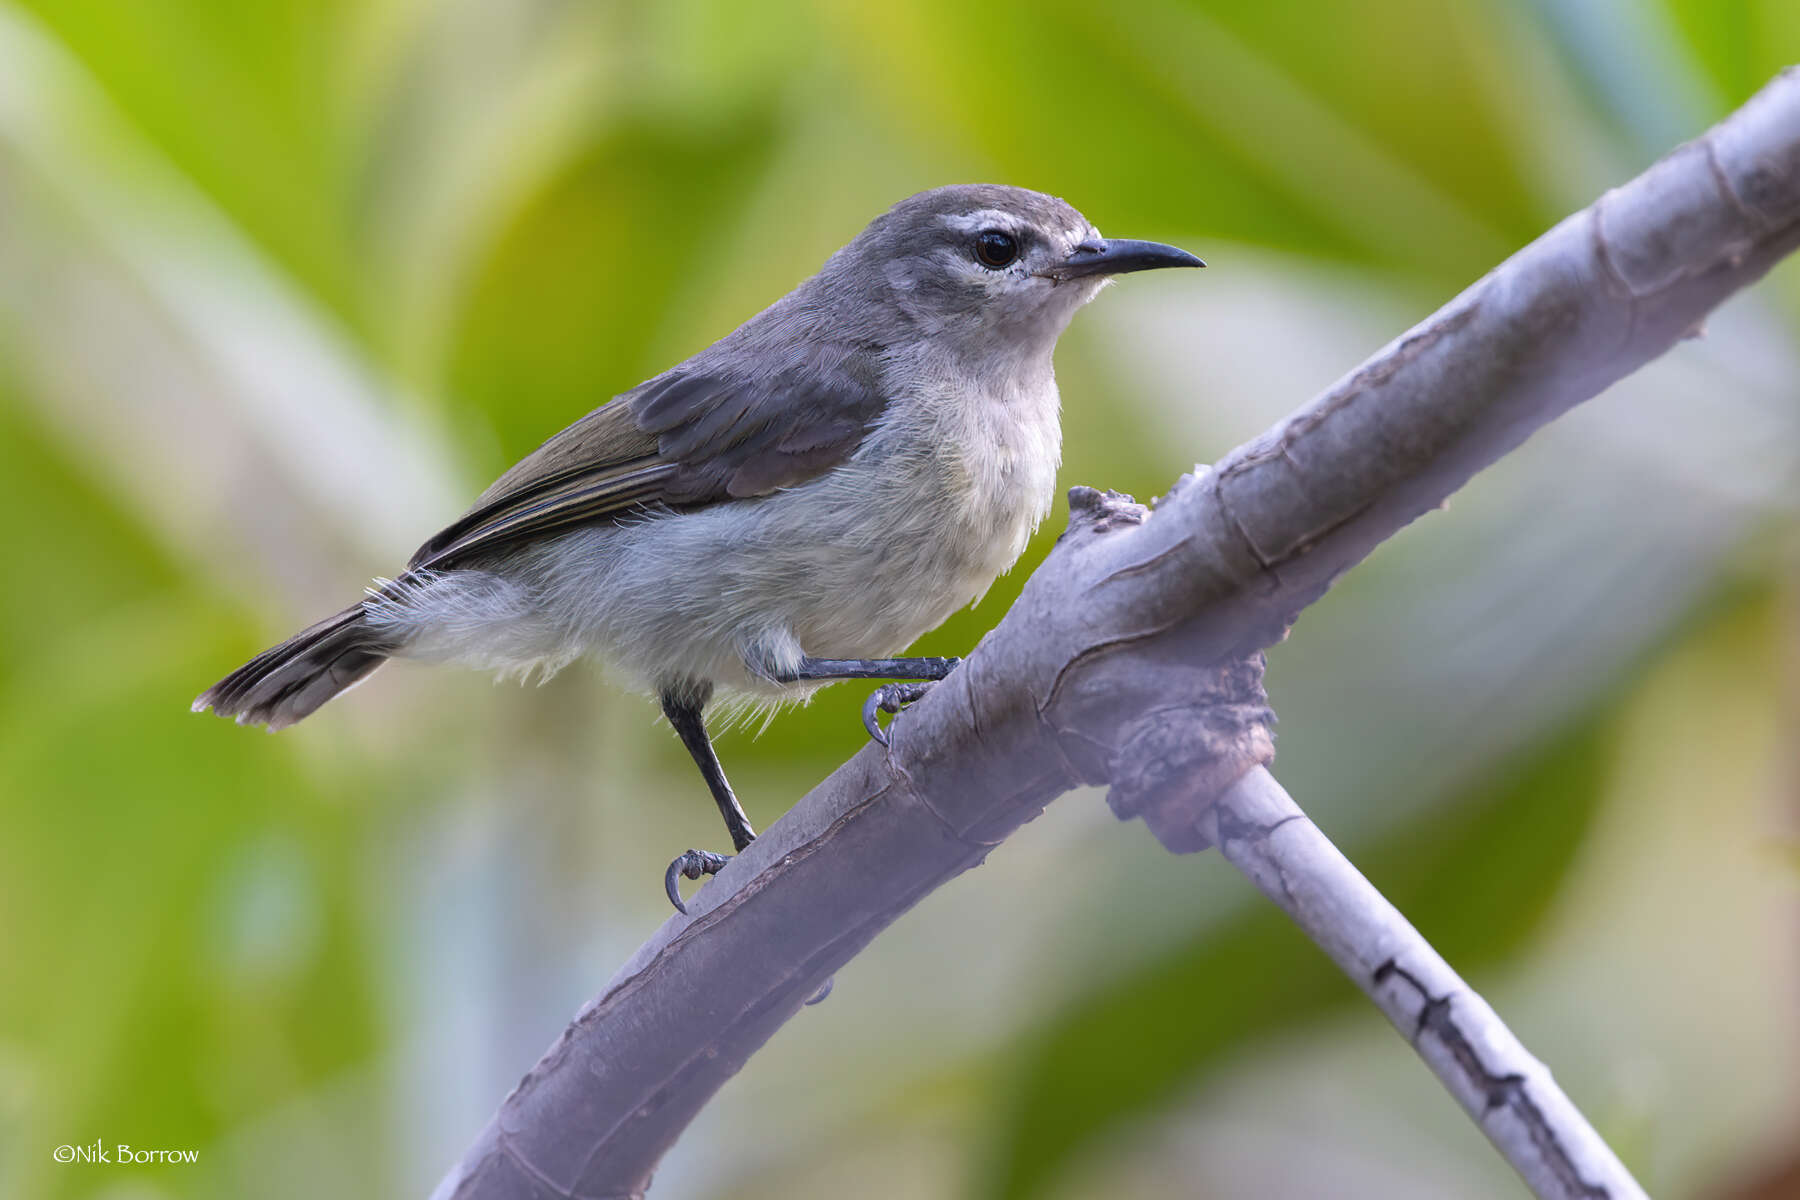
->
[406,356,888,571]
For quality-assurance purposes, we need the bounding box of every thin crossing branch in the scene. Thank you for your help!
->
[1205,767,1645,1200]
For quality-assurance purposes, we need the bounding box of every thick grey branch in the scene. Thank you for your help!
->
[1205,768,1643,1200]
[436,69,1800,1199]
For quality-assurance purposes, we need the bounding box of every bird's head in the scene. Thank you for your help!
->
[825,184,1203,361]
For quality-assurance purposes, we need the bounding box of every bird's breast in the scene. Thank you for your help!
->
[942,382,1063,572]
[759,373,1060,664]
[861,370,1063,603]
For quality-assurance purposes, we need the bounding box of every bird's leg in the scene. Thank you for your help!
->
[661,686,756,914]
[774,656,963,746]
[660,685,837,1004]
[779,655,961,682]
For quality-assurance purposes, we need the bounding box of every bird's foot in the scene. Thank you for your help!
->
[862,680,937,747]
[664,848,732,914]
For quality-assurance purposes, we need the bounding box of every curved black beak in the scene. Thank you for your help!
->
[1043,238,1205,281]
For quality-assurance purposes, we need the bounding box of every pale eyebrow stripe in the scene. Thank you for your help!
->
[939,209,1017,234]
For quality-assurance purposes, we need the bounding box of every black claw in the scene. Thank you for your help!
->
[862,689,891,746]
[805,977,835,1005]
[665,848,732,914]
[862,680,937,746]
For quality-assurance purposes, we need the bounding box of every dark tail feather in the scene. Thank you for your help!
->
[194,604,393,730]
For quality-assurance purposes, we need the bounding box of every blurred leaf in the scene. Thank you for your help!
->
[1525,0,1800,166]
[1656,0,1800,109]
[829,0,1540,281]
[13,0,369,331]
[981,703,1621,1199]
[446,112,782,471]
[0,387,388,1200]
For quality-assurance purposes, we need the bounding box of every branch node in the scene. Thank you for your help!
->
[1103,652,1275,853]
[1064,485,1149,536]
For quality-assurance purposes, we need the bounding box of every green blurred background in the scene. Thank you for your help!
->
[1,1,1797,1197]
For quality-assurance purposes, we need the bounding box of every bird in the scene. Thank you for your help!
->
[194,184,1203,910]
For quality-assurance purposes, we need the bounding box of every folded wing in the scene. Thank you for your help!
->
[408,358,888,572]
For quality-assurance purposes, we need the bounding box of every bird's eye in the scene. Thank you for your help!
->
[974,229,1019,269]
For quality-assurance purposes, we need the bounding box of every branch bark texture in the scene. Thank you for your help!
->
[436,70,1800,1199]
